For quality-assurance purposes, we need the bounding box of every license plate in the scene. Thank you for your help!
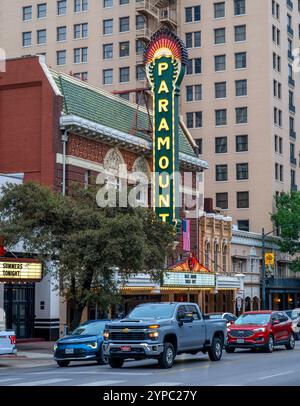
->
[237,339,244,344]
[120,346,131,352]
[65,348,74,354]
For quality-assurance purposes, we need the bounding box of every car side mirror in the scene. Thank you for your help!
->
[272,319,280,326]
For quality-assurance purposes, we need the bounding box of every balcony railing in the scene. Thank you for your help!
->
[287,25,294,37]
[136,27,153,42]
[288,76,295,87]
[290,129,296,139]
[287,0,293,10]
[136,0,159,19]
[159,7,177,27]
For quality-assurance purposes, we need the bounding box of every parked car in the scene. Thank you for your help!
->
[103,302,227,369]
[54,319,110,367]
[0,308,17,356]
[284,309,300,340]
[207,312,237,326]
[226,311,295,353]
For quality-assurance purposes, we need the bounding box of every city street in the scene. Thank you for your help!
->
[0,342,300,387]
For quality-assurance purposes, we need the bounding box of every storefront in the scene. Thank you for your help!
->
[0,258,42,339]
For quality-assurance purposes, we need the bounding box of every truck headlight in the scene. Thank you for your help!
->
[149,331,159,340]
[103,330,110,340]
[87,341,98,349]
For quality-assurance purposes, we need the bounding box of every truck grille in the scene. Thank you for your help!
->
[230,330,254,338]
[110,332,146,341]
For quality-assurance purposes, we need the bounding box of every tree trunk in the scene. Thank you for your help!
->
[70,306,84,331]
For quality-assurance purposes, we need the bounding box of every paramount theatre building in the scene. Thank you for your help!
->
[0,48,243,338]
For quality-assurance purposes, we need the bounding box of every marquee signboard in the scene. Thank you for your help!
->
[0,259,43,281]
[145,28,188,228]
[163,272,215,288]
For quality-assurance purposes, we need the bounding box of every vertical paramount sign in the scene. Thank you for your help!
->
[145,28,188,227]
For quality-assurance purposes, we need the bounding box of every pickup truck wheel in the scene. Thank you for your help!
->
[208,337,223,361]
[225,346,235,353]
[285,334,295,350]
[108,358,124,368]
[158,343,175,369]
[56,360,70,367]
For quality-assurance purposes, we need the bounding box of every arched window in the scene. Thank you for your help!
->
[245,296,251,312]
[205,242,210,270]
[252,296,260,310]
[214,242,219,273]
[103,148,125,191]
[222,245,227,273]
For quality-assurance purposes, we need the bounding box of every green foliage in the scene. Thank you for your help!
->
[271,191,300,272]
[0,182,175,328]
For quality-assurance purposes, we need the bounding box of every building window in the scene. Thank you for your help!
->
[236,163,249,180]
[57,0,67,15]
[23,6,32,21]
[136,15,146,30]
[57,26,67,41]
[215,81,226,98]
[214,54,226,71]
[216,193,228,209]
[119,92,130,100]
[186,112,202,128]
[103,69,113,84]
[119,66,130,82]
[235,79,247,96]
[235,52,247,69]
[234,25,246,42]
[37,3,47,18]
[186,58,202,74]
[215,109,227,126]
[120,0,129,4]
[119,41,130,57]
[236,107,248,124]
[22,32,32,47]
[214,2,225,18]
[103,19,113,35]
[237,220,249,232]
[74,23,88,39]
[75,0,88,11]
[73,71,88,81]
[186,85,202,101]
[57,50,67,65]
[215,137,227,153]
[185,5,201,22]
[185,32,201,48]
[214,28,226,44]
[234,0,246,16]
[103,43,113,59]
[37,29,47,44]
[205,243,210,270]
[214,242,219,272]
[236,135,248,152]
[103,0,113,7]
[119,16,130,32]
[74,47,88,63]
[136,40,144,54]
[237,191,249,208]
[195,138,202,154]
[136,65,145,80]
[216,165,228,181]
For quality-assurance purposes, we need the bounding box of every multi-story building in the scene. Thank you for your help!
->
[1,0,299,235]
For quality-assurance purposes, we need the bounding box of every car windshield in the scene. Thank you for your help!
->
[71,321,107,336]
[128,304,176,320]
[235,313,271,325]
[286,310,298,320]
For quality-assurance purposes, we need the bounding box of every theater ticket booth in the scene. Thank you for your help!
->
[0,259,42,339]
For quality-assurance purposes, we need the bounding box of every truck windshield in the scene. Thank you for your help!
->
[128,304,175,319]
[235,313,271,325]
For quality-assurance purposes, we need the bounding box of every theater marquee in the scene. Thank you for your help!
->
[145,28,188,228]
[0,259,43,282]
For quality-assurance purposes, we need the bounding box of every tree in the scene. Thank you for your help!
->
[271,191,300,273]
[0,182,176,329]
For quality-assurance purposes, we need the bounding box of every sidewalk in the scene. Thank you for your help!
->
[1,341,54,360]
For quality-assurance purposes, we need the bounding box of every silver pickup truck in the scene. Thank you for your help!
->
[103,302,227,369]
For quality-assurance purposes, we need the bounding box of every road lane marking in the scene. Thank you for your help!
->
[77,380,125,386]
[259,371,294,380]
[146,382,182,386]
[9,378,72,386]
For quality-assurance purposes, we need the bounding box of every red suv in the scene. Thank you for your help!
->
[226,311,295,353]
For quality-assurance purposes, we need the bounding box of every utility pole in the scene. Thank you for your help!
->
[261,228,266,310]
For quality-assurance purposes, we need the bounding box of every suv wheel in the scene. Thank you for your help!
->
[56,360,70,367]
[108,358,124,368]
[265,335,274,353]
[158,343,175,369]
[285,334,295,350]
[208,337,223,361]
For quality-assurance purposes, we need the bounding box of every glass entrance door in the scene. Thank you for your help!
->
[4,284,35,338]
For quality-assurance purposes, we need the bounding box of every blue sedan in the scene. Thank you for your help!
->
[54,320,109,367]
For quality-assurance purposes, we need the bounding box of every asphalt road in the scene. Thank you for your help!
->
[1,342,300,386]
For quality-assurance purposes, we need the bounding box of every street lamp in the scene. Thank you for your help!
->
[261,228,276,310]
